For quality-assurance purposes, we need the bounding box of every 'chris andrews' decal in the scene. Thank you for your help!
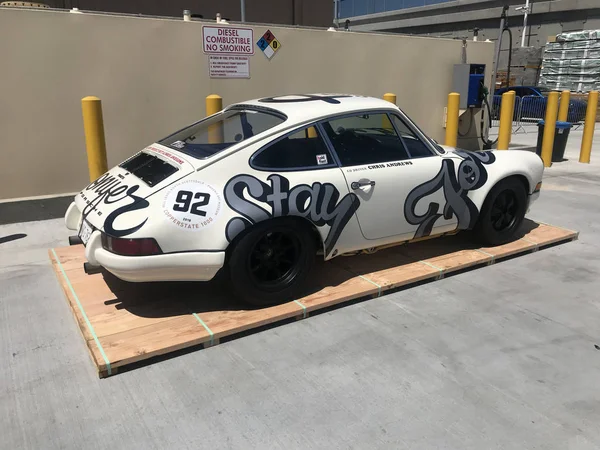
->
[80,173,149,237]
[403,150,496,238]
[224,174,360,256]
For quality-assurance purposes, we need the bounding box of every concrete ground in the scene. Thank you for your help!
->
[2,129,600,450]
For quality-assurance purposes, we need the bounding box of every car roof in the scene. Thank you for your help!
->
[225,94,400,124]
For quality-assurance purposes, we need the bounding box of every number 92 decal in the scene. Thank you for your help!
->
[162,180,222,231]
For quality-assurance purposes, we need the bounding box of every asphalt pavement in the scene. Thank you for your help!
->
[1,128,600,449]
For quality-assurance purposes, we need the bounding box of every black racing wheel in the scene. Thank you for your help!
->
[475,177,528,246]
[228,218,316,307]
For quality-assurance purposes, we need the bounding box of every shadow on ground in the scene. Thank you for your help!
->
[100,220,540,319]
[0,233,27,245]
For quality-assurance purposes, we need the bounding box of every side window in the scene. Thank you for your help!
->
[390,115,434,158]
[251,126,334,170]
[322,113,410,167]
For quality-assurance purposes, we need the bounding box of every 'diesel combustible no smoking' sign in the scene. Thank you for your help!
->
[203,26,254,55]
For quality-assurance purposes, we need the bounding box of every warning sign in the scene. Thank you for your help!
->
[256,29,281,60]
[203,26,254,55]
[209,55,250,78]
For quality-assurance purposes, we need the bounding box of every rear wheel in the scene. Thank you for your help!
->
[228,218,316,307]
[475,177,528,246]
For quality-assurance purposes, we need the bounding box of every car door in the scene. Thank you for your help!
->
[320,111,458,241]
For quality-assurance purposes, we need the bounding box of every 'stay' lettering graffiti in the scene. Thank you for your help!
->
[403,151,496,238]
[80,173,149,237]
[224,174,360,256]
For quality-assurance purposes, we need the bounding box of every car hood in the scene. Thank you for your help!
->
[74,144,195,231]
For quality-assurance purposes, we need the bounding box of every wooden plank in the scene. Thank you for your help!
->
[333,249,441,290]
[295,263,378,313]
[49,249,104,369]
[92,316,209,376]
[521,223,578,245]
[52,245,87,271]
[480,237,537,259]
[49,222,578,377]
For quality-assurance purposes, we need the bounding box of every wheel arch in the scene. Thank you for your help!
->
[224,215,326,263]
[472,171,533,208]
[466,172,532,231]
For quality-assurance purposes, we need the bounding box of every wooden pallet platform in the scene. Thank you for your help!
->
[49,220,578,378]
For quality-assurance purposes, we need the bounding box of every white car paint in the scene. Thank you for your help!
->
[65,94,544,283]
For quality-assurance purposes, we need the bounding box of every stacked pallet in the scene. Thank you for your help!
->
[495,47,542,88]
[540,30,600,92]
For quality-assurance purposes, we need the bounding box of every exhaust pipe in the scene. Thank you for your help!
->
[68,235,83,246]
[83,262,102,275]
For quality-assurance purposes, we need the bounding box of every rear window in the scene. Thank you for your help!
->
[120,152,179,186]
[159,107,286,159]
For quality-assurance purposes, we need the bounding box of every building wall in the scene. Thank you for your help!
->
[346,0,600,71]
[0,7,493,200]
[339,0,456,19]
[43,0,333,27]
[340,0,600,89]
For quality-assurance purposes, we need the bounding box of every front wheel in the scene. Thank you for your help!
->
[475,177,528,246]
[227,218,316,307]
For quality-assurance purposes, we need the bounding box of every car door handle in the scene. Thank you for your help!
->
[351,180,376,190]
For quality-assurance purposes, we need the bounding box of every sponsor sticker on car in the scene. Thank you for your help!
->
[162,180,222,231]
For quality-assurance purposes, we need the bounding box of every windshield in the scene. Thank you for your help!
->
[159,107,286,159]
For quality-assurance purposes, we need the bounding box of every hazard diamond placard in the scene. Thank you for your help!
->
[256,29,281,60]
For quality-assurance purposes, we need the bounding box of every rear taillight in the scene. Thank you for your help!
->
[101,234,162,256]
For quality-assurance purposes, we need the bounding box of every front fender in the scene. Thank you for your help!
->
[467,150,544,212]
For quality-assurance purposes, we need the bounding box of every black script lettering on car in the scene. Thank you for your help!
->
[223,174,360,256]
[80,173,149,237]
[403,151,495,238]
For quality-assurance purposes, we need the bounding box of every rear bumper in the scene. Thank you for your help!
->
[85,231,225,282]
[65,201,225,282]
[65,201,82,230]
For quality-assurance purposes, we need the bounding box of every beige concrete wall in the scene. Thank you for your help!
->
[0,8,494,200]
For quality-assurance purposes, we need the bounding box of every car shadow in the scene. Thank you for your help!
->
[101,220,540,319]
[0,233,27,245]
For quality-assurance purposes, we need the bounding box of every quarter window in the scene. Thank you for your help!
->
[251,126,334,170]
[321,113,410,167]
[159,107,285,159]
[391,115,434,158]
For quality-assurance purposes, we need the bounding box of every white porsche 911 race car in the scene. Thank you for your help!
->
[65,94,543,306]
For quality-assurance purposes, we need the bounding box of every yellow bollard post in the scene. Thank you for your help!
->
[382,93,397,129]
[558,90,570,122]
[445,93,460,147]
[206,94,224,144]
[383,93,397,104]
[497,91,516,150]
[81,96,108,182]
[579,90,599,163]
[540,91,559,167]
[307,126,318,138]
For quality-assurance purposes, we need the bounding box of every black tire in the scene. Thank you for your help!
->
[227,218,316,307]
[475,177,528,246]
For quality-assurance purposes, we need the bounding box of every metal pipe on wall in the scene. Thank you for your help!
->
[516,0,531,47]
[334,0,339,28]
[521,0,529,47]
[491,6,508,98]
[240,0,246,22]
